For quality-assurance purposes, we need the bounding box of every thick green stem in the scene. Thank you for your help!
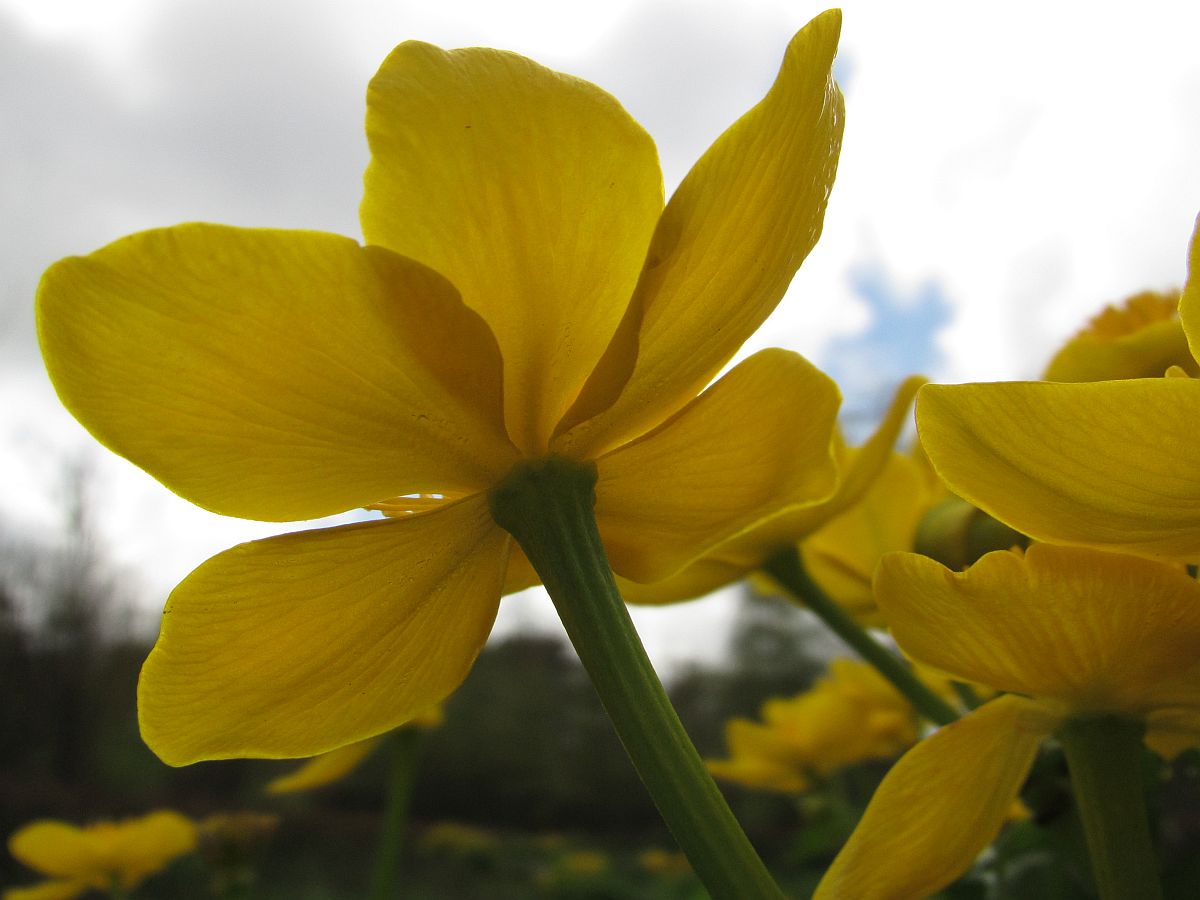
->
[1057,715,1162,900]
[490,457,785,900]
[367,727,424,900]
[762,547,959,727]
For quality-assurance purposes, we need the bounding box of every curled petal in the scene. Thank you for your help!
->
[875,544,1200,716]
[38,226,516,521]
[139,494,507,765]
[594,349,839,582]
[362,41,663,453]
[557,10,845,456]
[918,379,1200,562]
[814,695,1052,900]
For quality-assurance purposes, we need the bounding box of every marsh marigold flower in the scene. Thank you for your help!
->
[707,658,926,794]
[5,812,195,900]
[814,543,1200,899]
[38,13,845,765]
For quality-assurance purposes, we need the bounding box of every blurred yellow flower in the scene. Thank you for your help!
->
[815,543,1200,899]
[917,216,1200,562]
[38,12,845,766]
[5,811,195,900]
[707,658,926,794]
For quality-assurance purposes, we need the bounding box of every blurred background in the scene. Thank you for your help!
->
[3,0,1200,896]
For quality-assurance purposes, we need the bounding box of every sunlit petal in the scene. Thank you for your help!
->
[814,695,1052,900]
[594,350,839,582]
[38,225,516,521]
[875,544,1200,715]
[918,379,1200,561]
[139,494,507,765]
[362,41,663,453]
[557,10,844,456]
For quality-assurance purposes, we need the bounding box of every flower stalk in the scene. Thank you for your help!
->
[490,456,785,900]
[1057,715,1163,900]
[367,727,424,900]
[762,546,959,727]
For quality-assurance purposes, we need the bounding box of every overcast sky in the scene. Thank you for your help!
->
[3,0,1199,669]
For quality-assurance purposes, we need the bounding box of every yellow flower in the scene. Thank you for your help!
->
[814,543,1200,899]
[37,13,845,765]
[706,658,924,794]
[916,215,1200,562]
[5,812,196,900]
[1043,288,1194,382]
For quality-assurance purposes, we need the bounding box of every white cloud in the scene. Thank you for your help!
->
[3,0,1199,667]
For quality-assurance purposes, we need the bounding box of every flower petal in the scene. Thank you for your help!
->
[361,41,663,454]
[803,451,929,625]
[556,10,845,457]
[917,379,1200,561]
[875,544,1200,716]
[814,695,1052,900]
[8,824,95,880]
[594,349,839,582]
[266,737,382,794]
[616,375,921,605]
[38,225,516,521]
[138,494,507,765]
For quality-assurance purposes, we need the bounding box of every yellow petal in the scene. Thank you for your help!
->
[1044,290,1193,382]
[917,379,1200,561]
[802,451,929,624]
[266,737,382,794]
[875,544,1200,716]
[2,882,87,900]
[814,695,1053,900]
[8,824,94,880]
[556,10,845,457]
[594,349,839,582]
[1177,214,1200,361]
[361,41,663,454]
[38,225,516,521]
[139,494,507,765]
[617,375,922,605]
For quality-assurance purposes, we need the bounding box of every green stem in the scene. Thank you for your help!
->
[762,547,959,727]
[367,727,424,900]
[490,457,785,900]
[1057,715,1162,900]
